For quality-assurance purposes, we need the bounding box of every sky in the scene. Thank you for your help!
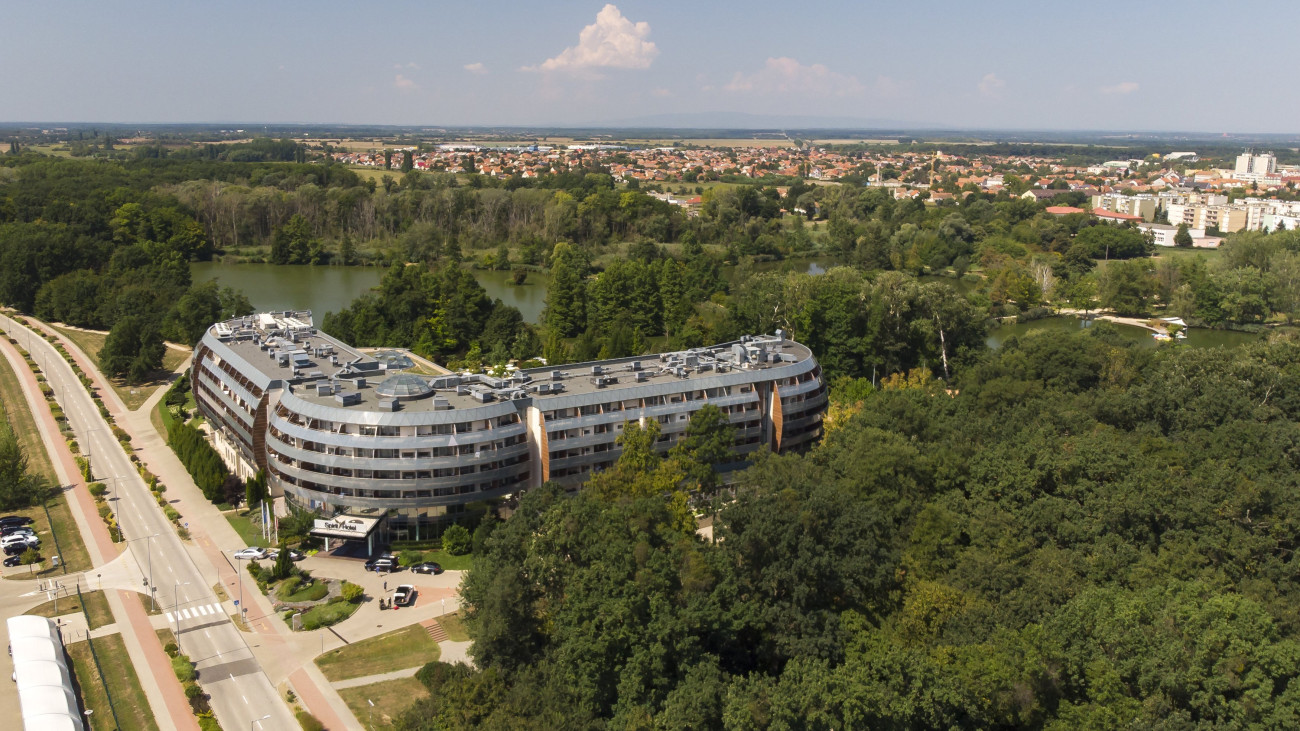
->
[3,1,1298,132]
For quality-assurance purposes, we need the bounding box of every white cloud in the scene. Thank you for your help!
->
[724,57,864,96]
[464,62,488,75]
[393,74,416,90]
[978,72,1005,97]
[652,87,672,97]
[1100,81,1140,95]
[524,4,658,73]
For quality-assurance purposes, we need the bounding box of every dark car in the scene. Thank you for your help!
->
[409,562,443,575]
[3,555,22,567]
[4,543,29,557]
[392,585,416,607]
[364,557,398,573]
[2,526,35,537]
[0,516,34,527]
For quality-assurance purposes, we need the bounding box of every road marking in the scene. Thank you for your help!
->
[165,612,174,622]
[197,605,210,616]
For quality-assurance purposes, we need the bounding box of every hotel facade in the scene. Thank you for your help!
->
[192,312,826,538]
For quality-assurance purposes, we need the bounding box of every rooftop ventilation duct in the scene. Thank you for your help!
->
[334,392,362,407]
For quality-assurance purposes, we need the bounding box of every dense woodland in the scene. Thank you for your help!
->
[393,329,1300,730]
[7,140,1300,727]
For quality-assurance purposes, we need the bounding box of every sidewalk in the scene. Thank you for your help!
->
[0,320,198,731]
[28,318,359,730]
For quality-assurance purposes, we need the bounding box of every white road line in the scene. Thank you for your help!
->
[181,608,192,619]
[165,612,174,622]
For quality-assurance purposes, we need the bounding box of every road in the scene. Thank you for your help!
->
[0,314,296,731]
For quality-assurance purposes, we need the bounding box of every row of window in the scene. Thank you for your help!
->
[270,426,527,458]
[273,462,530,500]
[543,384,758,422]
[274,403,520,436]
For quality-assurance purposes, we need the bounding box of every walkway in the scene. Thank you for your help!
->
[0,318,197,731]
[25,317,358,729]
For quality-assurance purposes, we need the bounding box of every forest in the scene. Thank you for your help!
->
[393,327,1300,730]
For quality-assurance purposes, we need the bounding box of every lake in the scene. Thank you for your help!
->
[191,262,552,323]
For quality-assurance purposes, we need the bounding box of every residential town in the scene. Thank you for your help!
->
[328,144,1300,247]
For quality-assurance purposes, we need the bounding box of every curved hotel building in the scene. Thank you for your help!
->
[193,312,826,538]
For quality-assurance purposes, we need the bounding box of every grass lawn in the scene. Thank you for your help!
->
[67,633,160,731]
[316,623,440,682]
[436,612,469,642]
[0,348,94,578]
[48,324,189,411]
[337,676,429,729]
[278,577,329,602]
[27,588,115,629]
[421,549,474,572]
[225,509,271,548]
[298,598,361,630]
[135,589,162,615]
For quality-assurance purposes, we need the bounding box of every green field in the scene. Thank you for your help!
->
[49,324,189,410]
[67,633,160,731]
[0,339,93,577]
[435,611,469,642]
[337,676,429,728]
[316,623,440,681]
[26,588,115,629]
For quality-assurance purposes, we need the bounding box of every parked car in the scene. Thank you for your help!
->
[409,562,443,575]
[2,533,38,548]
[0,516,34,527]
[3,543,29,556]
[267,548,305,562]
[3,555,23,567]
[233,547,268,560]
[2,526,35,537]
[364,557,398,572]
[392,585,416,607]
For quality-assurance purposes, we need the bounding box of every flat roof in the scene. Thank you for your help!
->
[206,314,815,416]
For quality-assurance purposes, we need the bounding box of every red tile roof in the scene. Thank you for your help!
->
[1046,206,1084,215]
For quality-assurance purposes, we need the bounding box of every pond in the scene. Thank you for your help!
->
[191,261,553,323]
[986,316,1265,350]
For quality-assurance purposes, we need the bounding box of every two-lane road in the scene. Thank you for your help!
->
[1,314,296,731]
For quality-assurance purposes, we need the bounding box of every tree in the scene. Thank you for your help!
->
[1175,223,1193,247]
[669,404,736,491]
[442,524,471,555]
[1099,259,1156,315]
[270,214,314,265]
[0,424,46,510]
[19,547,41,572]
[400,151,414,174]
[99,315,165,383]
[542,242,590,337]
[271,541,294,581]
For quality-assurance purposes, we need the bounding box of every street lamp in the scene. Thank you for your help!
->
[173,580,191,651]
[125,533,159,610]
[251,713,270,730]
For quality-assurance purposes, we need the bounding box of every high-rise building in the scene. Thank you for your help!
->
[1235,150,1277,176]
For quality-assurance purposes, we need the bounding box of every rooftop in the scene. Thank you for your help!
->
[207,313,815,416]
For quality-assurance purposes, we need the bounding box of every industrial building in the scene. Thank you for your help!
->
[192,312,826,538]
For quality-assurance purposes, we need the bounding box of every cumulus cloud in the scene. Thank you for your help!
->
[524,4,657,73]
[393,74,416,90]
[464,62,488,75]
[1101,81,1140,95]
[978,72,1005,97]
[724,57,864,96]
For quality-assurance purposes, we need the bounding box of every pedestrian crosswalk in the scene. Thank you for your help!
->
[165,603,225,623]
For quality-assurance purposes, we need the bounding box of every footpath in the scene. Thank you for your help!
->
[0,319,198,731]
[27,318,357,730]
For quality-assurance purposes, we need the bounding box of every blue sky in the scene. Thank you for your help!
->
[3,1,1297,131]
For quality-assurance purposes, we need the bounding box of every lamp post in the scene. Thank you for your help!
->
[125,533,159,610]
[173,580,191,651]
[251,713,270,730]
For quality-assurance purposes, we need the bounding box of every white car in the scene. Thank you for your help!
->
[2,534,38,548]
[233,547,268,560]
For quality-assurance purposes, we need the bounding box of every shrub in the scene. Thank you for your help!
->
[164,642,178,657]
[164,505,182,521]
[442,524,471,555]
[184,682,204,700]
[97,504,112,519]
[399,550,424,567]
[278,576,301,597]
[247,560,263,579]
[172,655,195,683]
[88,482,107,498]
[341,582,364,603]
